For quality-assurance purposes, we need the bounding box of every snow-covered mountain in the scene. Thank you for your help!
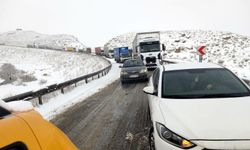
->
[105,30,250,80]
[105,32,136,49]
[0,30,86,50]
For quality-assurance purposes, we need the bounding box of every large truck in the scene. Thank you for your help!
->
[104,46,114,58]
[114,47,132,63]
[86,47,92,54]
[132,31,165,69]
[95,47,102,55]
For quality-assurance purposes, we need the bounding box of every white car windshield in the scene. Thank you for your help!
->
[162,68,250,99]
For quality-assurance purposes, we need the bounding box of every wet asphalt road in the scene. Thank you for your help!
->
[52,80,151,150]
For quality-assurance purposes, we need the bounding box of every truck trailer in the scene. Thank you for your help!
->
[103,45,114,58]
[114,47,132,63]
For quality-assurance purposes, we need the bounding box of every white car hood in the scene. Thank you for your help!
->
[159,96,250,140]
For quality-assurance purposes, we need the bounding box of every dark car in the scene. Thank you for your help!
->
[120,59,148,83]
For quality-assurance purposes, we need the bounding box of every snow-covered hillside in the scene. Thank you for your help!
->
[0,30,85,50]
[105,32,136,49]
[105,30,250,80]
[0,45,109,99]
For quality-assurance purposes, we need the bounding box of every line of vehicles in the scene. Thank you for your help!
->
[117,31,250,150]
[105,31,166,69]
[117,31,167,83]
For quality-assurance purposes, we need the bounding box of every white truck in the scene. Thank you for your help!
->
[103,45,114,58]
[132,31,165,69]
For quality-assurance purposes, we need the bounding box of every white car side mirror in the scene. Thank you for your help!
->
[143,86,156,95]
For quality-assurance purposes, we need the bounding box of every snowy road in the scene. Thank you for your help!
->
[52,80,151,150]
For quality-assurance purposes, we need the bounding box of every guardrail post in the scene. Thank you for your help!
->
[75,83,77,87]
[98,74,100,78]
[38,96,43,105]
[102,72,104,76]
[61,88,64,94]
[85,78,88,83]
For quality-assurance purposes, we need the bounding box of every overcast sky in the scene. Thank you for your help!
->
[0,0,249,46]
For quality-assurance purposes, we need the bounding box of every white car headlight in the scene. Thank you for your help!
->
[140,68,147,73]
[156,122,196,149]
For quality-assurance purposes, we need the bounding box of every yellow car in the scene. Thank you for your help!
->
[0,101,78,150]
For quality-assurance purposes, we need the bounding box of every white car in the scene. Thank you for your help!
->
[143,63,250,150]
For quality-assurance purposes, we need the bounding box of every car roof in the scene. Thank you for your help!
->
[124,59,142,62]
[163,62,224,71]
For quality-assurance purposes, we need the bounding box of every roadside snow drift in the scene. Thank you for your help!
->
[0,99,33,112]
[0,45,110,99]
[36,59,120,120]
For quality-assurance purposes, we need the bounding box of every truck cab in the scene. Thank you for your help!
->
[132,31,163,69]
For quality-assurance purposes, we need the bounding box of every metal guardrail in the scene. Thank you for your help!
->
[243,79,250,86]
[3,60,111,105]
[162,59,250,86]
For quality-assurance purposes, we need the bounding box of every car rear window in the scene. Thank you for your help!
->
[123,60,144,67]
[162,68,250,99]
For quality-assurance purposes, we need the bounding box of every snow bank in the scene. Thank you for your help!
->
[0,99,33,112]
[7,101,33,112]
[36,59,120,120]
[0,45,110,99]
